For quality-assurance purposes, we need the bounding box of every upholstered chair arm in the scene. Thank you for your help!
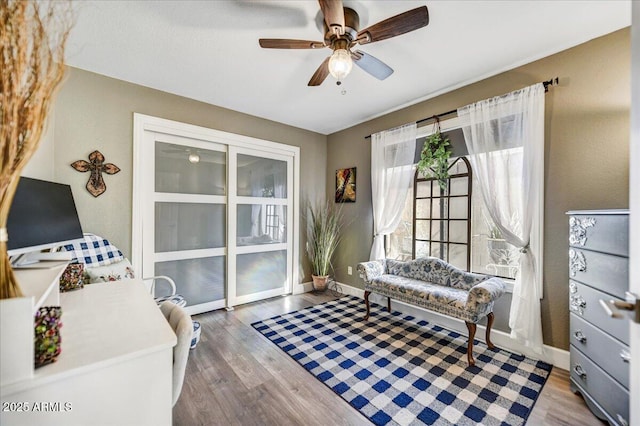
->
[467,277,507,305]
[357,260,386,283]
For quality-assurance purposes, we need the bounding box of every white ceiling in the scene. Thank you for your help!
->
[65,1,631,135]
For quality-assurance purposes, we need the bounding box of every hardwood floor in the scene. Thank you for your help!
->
[174,292,605,426]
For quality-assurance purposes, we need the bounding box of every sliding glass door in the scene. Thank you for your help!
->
[134,115,298,315]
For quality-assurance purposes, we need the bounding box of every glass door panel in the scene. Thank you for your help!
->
[236,250,287,296]
[229,147,293,306]
[155,142,226,195]
[236,204,287,246]
[155,203,226,252]
[155,256,225,306]
[236,154,287,198]
[146,135,227,315]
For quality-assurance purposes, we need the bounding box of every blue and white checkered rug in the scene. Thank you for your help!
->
[252,296,552,426]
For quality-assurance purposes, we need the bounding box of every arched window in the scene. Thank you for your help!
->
[412,157,472,270]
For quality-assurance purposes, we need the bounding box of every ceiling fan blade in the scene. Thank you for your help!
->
[259,39,325,49]
[356,6,429,45]
[318,0,345,35]
[352,50,394,80]
[308,56,330,86]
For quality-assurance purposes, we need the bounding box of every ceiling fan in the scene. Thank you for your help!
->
[258,1,429,86]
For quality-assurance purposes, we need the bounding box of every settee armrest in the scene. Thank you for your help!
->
[357,260,386,283]
[467,277,506,305]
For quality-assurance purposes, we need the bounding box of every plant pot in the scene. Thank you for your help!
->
[311,275,329,292]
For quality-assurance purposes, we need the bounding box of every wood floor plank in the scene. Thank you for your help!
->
[174,292,604,426]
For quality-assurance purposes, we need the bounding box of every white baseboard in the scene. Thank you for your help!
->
[301,281,569,370]
[293,282,313,294]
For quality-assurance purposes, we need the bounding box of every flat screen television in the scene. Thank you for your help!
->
[7,177,83,261]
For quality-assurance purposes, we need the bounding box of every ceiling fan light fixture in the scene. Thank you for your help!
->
[328,48,353,80]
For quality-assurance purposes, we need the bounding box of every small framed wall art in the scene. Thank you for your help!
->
[335,167,356,203]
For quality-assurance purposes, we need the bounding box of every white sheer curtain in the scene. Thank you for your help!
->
[370,123,417,260]
[458,83,545,355]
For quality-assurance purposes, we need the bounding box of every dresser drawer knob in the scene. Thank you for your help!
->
[620,350,631,363]
[573,364,587,380]
[570,296,586,315]
[573,330,587,344]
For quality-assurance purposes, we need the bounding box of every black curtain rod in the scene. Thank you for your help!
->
[542,77,559,92]
[416,109,457,125]
[364,109,456,139]
[364,77,559,139]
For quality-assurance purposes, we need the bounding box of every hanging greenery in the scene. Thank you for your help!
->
[416,119,452,190]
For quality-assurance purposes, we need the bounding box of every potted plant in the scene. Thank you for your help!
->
[417,126,452,191]
[306,201,343,291]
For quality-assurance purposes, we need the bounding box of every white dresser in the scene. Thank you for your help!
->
[1,279,176,426]
[567,209,629,426]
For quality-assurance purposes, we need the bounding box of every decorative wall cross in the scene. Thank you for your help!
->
[71,150,120,197]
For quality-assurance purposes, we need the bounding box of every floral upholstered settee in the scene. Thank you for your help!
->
[357,257,506,366]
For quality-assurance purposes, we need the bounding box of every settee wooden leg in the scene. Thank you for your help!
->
[364,291,371,320]
[485,312,496,349]
[387,297,391,313]
[465,321,477,366]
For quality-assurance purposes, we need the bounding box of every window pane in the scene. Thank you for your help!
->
[415,219,431,240]
[416,181,431,198]
[432,183,443,198]
[449,244,468,270]
[155,203,225,252]
[431,242,447,260]
[450,220,468,244]
[430,220,446,241]
[449,197,468,219]
[155,142,226,195]
[449,158,469,175]
[237,204,287,245]
[237,155,287,198]
[431,198,452,219]
[415,199,431,219]
[415,241,430,258]
[236,250,286,296]
[155,256,225,306]
[449,177,467,196]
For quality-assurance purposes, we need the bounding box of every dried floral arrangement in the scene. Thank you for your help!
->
[0,1,74,299]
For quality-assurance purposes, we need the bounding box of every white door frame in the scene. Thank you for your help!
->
[132,113,300,311]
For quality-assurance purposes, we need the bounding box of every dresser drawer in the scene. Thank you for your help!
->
[570,314,629,389]
[569,280,629,345]
[571,347,629,426]
[569,248,628,299]
[569,213,628,257]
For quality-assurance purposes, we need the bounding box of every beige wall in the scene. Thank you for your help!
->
[51,67,327,282]
[326,28,631,350]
